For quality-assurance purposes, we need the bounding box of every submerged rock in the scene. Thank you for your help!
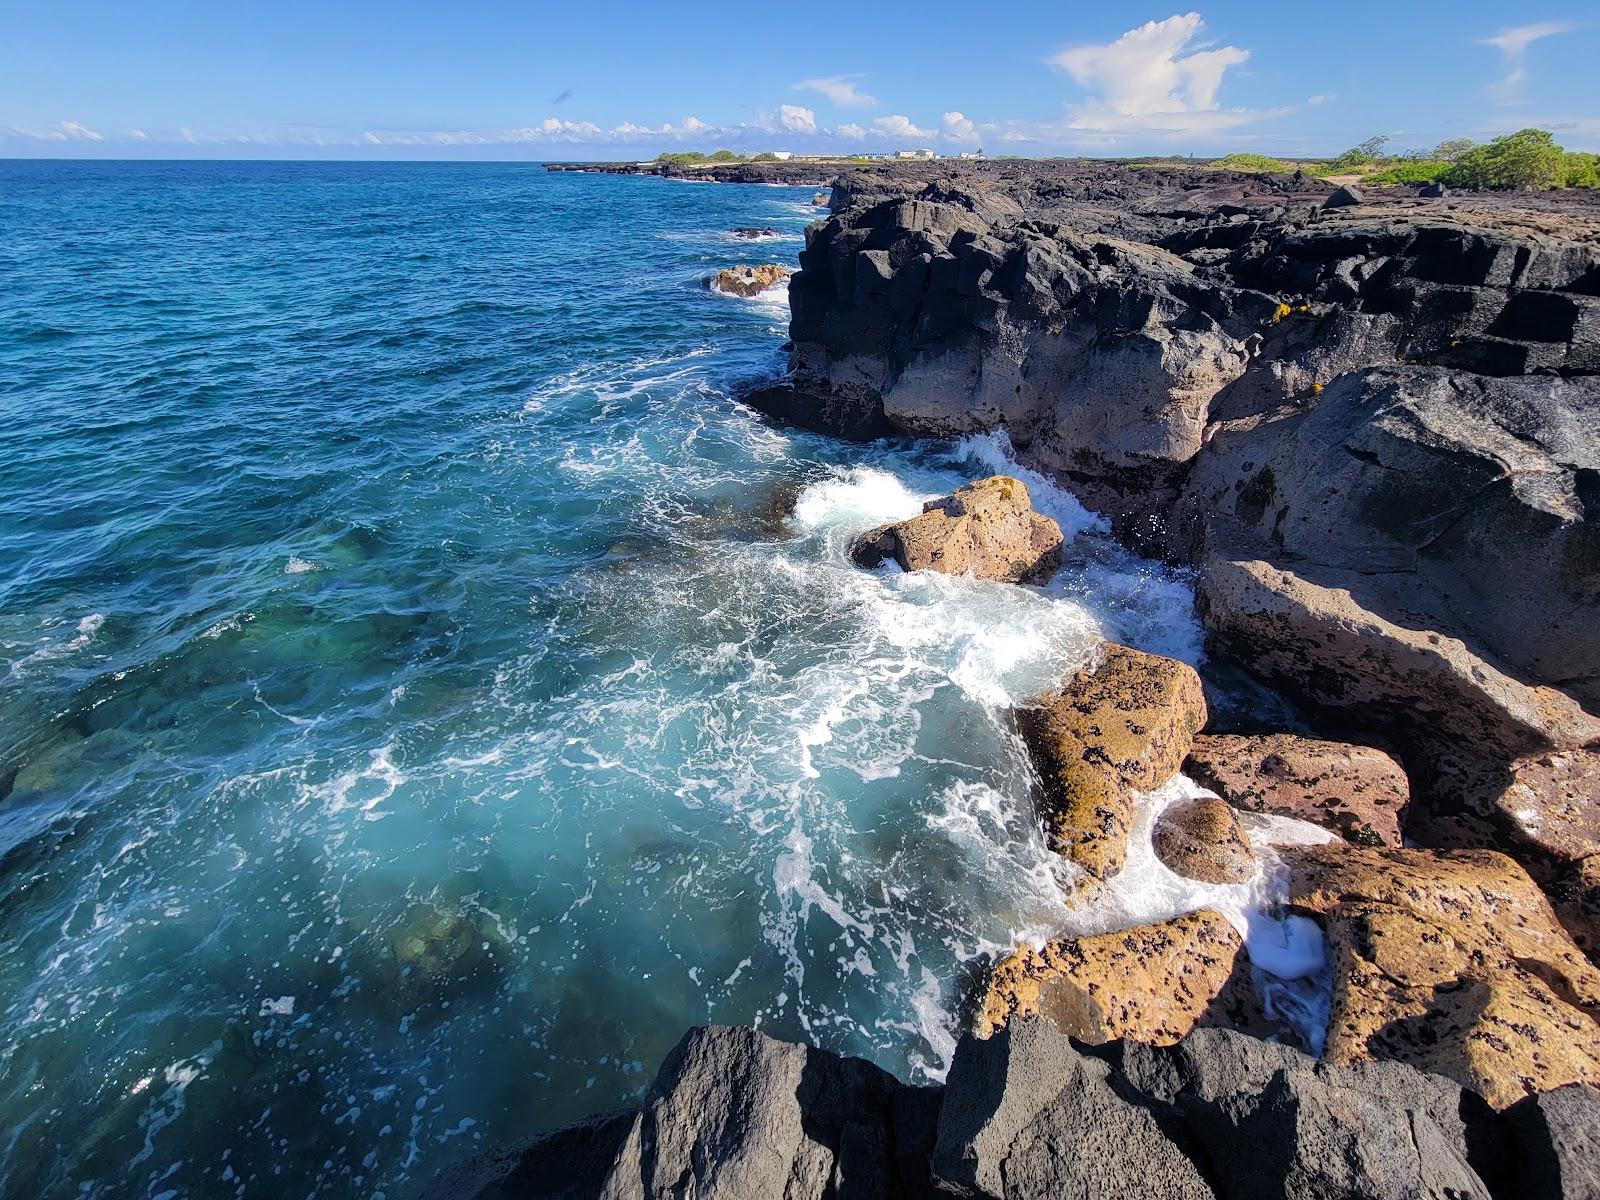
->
[1016,643,1207,891]
[850,475,1063,584]
[1285,844,1600,1109]
[1184,732,1409,848]
[975,909,1258,1044]
[705,263,791,297]
[1151,795,1257,883]
[729,226,781,239]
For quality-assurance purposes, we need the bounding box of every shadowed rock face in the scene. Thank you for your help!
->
[426,1018,1600,1200]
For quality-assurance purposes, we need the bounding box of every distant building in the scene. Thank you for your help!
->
[770,151,794,161]
[894,148,937,161]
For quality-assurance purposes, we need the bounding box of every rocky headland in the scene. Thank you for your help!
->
[433,162,1600,1196]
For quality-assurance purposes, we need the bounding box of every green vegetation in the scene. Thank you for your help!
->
[653,149,745,166]
[1211,152,1289,172]
[749,152,780,162]
[1301,128,1596,190]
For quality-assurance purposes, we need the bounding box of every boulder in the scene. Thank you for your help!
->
[1151,796,1257,883]
[811,191,829,206]
[706,263,791,297]
[1183,732,1409,848]
[1424,749,1600,877]
[975,909,1256,1043]
[1284,844,1600,1109]
[1322,184,1364,208]
[1505,1083,1600,1200]
[933,1017,1216,1200]
[1015,644,1207,889]
[850,475,1063,585]
[729,226,781,239]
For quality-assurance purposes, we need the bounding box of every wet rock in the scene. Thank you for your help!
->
[1151,796,1257,883]
[850,475,1063,585]
[1184,732,1409,848]
[1016,644,1207,890]
[380,902,507,1013]
[729,226,781,239]
[1285,844,1600,1109]
[811,191,829,207]
[975,909,1256,1043]
[705,263,791,297]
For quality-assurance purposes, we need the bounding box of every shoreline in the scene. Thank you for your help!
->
[430,159,1600,1198]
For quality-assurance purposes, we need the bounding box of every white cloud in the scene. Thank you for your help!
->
[1482,21,1576,100]
[1050,12,1261,134]
[1306,93,1334,106]
[794,75,877,108]
[678,115,710,133]
[835,122,867,140]
[776,104,817,134]
[58,120,103,141]
[127,128,149,140]
[873,114,934,140]
[941,111,978,142]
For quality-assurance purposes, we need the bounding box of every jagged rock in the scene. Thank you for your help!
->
[934,1017,1216,1199]
[1322,184,1364,208]
[1016,644,1207,890]
[1183,732,1409,848]
[1285,844,1600,1108]
[705,263,790,297]
[850,476,1063,584]
[1184,368,1600,719]
[1419,182,1449,198]
[1550,856,1600,963]
[1151,796,1257,883]
[729,226,781,239]
[975,909,1256,1043]
[1505,1083,1600,1200]
[811,191,829,206]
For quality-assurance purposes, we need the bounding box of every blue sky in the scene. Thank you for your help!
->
[3,2,1597,158]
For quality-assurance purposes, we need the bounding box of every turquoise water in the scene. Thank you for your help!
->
[0,161,1204,1199]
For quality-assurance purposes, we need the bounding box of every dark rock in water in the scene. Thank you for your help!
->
[740,380,892,441]
[1322,183,1364,208]
[729,226,781,239]
[426,1017,1600,1199]
[811,191,829,206]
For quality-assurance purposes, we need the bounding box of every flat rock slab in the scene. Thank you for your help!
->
[1184,732,1409,848]
[851,475,1063,585]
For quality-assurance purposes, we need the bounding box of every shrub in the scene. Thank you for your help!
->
[749,152,779,162]
[1442,128,1564,189]
[708,149,741,162]
[1432,138,1476,162]
[655,151,708,166]
[1212,152,1289,172]
[1368,159,1450,185]
[1561,151,1600,188]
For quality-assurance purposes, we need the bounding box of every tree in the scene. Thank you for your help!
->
[1356,135,1390,160]
[1444,128,1564,190]
[1432,138,1476,162]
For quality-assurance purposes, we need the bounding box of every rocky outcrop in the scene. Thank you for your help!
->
[975,909,1258,1043]
[1015,644,1207,892]
[429,1017,1600,1200]
[705,263,791,297]
[1151,796,1257,883]
[1183,732,1410,847]
[730,226,782,239]
[850,476,1063,584]
[1285,844,1600,1109]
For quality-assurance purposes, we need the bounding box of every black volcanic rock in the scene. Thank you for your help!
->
[423,1019,1597,1199]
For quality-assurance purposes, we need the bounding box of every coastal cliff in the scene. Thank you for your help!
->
[432,163,1600,1197]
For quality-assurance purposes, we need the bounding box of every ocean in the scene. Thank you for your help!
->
[2,160,1239,1198]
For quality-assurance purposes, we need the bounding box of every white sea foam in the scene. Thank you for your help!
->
[285,556,319,575]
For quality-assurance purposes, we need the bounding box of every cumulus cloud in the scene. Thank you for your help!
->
[1050,12,1262,134]
[873,114,933,140]
[794,75,877,108]
[775,104,817,134]
[1482,21,1576,100]
[941,111,978,142]
[835,122,867,140]
[678,115,710,133]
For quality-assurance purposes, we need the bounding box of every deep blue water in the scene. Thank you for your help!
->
[0,161,1210,1199]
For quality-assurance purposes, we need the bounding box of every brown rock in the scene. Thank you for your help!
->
[1550,856,1600,965]
[1184,732,1409,848]
[1151,796,1256,884]
[1443,750,1600,876]
[1016,644,1207,891]
[976,909,1257,1043]
[1285,844,1600,1109]
[706,263,791,297]
[850,475,1064,585]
